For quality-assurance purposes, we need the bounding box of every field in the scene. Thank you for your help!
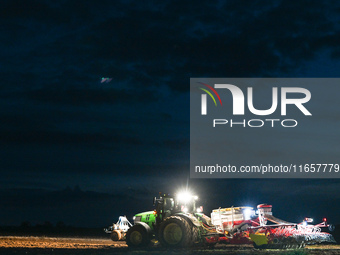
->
[1,236,340,255]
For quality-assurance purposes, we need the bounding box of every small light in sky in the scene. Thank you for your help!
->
[101,77,112,83]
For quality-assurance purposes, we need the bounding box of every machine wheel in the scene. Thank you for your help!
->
[111,230,122,241]
[253,243,267,249]
[126,224,151,248]
[159,216,192,248]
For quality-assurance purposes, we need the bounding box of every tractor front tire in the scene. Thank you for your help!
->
[126,224,150,248]
[159,216,192,248]
[111,230,122,241]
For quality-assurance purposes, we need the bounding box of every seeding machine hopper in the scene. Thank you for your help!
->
[208,204,335,249]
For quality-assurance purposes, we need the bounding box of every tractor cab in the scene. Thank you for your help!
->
[153,192,199,222]
[153,194,175,221]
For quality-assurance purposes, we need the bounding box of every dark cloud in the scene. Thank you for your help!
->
[162,138,189,150]
[0,186,150,227]
[0,0,58,22]
[2,0,340,96]
[0,129,141,147]
[23,87,159,105]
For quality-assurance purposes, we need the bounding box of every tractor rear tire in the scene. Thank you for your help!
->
[159,216,192,248]
[126,224,150,248]
[111,230,122,241]
[191,226,199,245]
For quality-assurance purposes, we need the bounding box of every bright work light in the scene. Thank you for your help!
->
[243,208,254,220]
[176,191,193,203]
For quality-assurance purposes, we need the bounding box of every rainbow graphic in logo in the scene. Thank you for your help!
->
[198,82,222,115]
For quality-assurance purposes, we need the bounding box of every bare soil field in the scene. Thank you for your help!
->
[0,236,340,255]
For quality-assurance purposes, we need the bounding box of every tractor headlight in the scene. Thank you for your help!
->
[177,191,194,203]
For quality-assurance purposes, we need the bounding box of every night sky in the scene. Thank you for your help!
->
[1,0,340,228]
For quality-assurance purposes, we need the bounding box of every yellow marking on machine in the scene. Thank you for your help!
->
[249,233,268,246]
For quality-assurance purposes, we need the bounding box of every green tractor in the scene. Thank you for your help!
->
[126,191,209,248]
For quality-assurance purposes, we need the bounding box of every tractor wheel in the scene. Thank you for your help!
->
[191,226,199,245]
[159,216,192,248]
[111,230,122,241]
[126,224,150,248]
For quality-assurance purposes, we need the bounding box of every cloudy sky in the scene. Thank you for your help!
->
[1,0,340,227]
